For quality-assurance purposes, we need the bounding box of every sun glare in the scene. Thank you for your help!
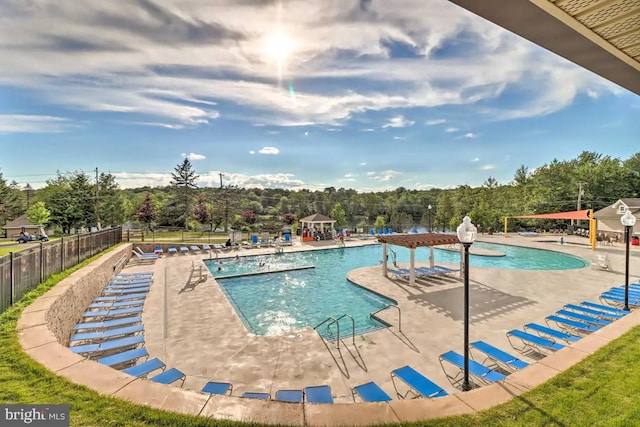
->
[264,29,294,61]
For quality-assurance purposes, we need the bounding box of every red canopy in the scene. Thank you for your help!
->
[509,209,591,220]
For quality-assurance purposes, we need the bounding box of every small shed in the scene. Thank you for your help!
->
[377,233,461,284]
[300,213,336,242]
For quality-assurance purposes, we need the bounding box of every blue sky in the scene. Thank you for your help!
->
[1,0,638,191]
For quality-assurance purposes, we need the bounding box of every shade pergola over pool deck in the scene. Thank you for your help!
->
[377,233,461,284]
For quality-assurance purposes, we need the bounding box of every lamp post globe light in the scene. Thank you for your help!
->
[621,210,636,312]
[456,216,477,391]
[428,204,432,233]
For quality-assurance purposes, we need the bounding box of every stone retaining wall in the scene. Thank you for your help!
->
[45,244,132,344]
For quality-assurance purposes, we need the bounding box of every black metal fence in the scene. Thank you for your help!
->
[0,227,122,315]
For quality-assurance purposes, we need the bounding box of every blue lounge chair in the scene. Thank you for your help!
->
[102,287,149,295]
[251,235,259,247]
[98,347,148,367]
[599,293,640,307]
[390,365,448,399]
[70,324,144,342]
[242,392,270,400]
[275,389,303,403]
[154,247,163,256]
[149,368,185,386]
[116,272,153,278]
[388,268,410,279]
[121,358,166,378]
[283,233,293,245]
[506,329,564,354]
[88,299,145,309]
[439,350,506,387]
[202,381,233,395]
[523,323,580,343]
[556,309,611,327]
[168,246,178,255]
[388,227,394,234]
[190,245,200,252]
[202,243,211,251]
[179,246,189,253]
[352,382,392,402]
[545,315,601,334]
[470,341,529,371]
[82,306,144,319]
[564,304,624,321]
[74,316,142,331]
[304,385,333,403]
[93,293,147,302]
[69,334,145,355]
[580,301,628,315]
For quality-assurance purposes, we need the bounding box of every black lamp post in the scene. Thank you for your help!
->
[457,215,477,391]
[621,210,636,311]
[428,204,432,233]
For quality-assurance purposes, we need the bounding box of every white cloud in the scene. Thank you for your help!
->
[304,131,309,136]
[369,170,402,182]
[445,127,459,133]
[181,152,206,160]
[425,118,446,125]
[249,150,256,154]
[344,173,356,178]
[471,157,480,162]
[382,115,415,128]
[0,114,74,134]
[393,136,406,140]
[361,128,376,132]
[0,0,621,131]
[359,162,367,166]
[481,164,496,171]
[463,132,477,139]
[586,89,599,99]
[259,146,280,155]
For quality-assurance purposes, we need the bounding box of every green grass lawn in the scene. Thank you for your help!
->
[0,246,22,256]
[1,250,639,426]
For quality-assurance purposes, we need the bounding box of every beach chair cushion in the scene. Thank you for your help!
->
[352,382,392,402]
[275,390,304,403]
[202,381,233,395]
[304,385,334,403]
[98,347,148,367]
[121,358,166,378]
[391,365,448,398]
[470,341,529,370]
[150,368,185,385]
[242,392,271,400]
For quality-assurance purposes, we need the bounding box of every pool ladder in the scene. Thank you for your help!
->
[370,304,402,332]
[313,314,355,349]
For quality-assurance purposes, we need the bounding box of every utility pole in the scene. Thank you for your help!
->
[219,173,228,232]
[576,182,584,227]
[95,167,101,230]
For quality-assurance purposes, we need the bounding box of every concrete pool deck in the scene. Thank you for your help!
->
[19,234,640,425]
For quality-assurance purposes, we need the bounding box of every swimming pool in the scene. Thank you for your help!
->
[207,248,396,338]
[206,243,588,338]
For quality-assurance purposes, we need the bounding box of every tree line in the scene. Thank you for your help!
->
[1,151,638,236]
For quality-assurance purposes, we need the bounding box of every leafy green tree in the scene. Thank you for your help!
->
[43,172,95,233]
[0,173,25,225]
[330,203,347,229]
[134,192,157,231]
[282,213,297,225]
[192,194,212,227]
[26,201,51,226]
[374,215,386,230]
[97,172,126,227]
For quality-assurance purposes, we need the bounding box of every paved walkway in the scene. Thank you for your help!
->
[135,234,638,402]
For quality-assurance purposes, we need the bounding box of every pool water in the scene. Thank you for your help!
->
[208,248,396,338]
[206,243,587,338]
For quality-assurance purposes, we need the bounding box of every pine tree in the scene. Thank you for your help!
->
[167,159,199,228]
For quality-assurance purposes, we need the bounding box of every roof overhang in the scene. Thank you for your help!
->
[377,233,460,249]
[448,0,640,96]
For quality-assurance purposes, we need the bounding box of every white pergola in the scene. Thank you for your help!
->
[300,213,336,242]
[377,233,461,285]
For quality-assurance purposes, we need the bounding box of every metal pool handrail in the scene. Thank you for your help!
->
[370,304,402,332]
